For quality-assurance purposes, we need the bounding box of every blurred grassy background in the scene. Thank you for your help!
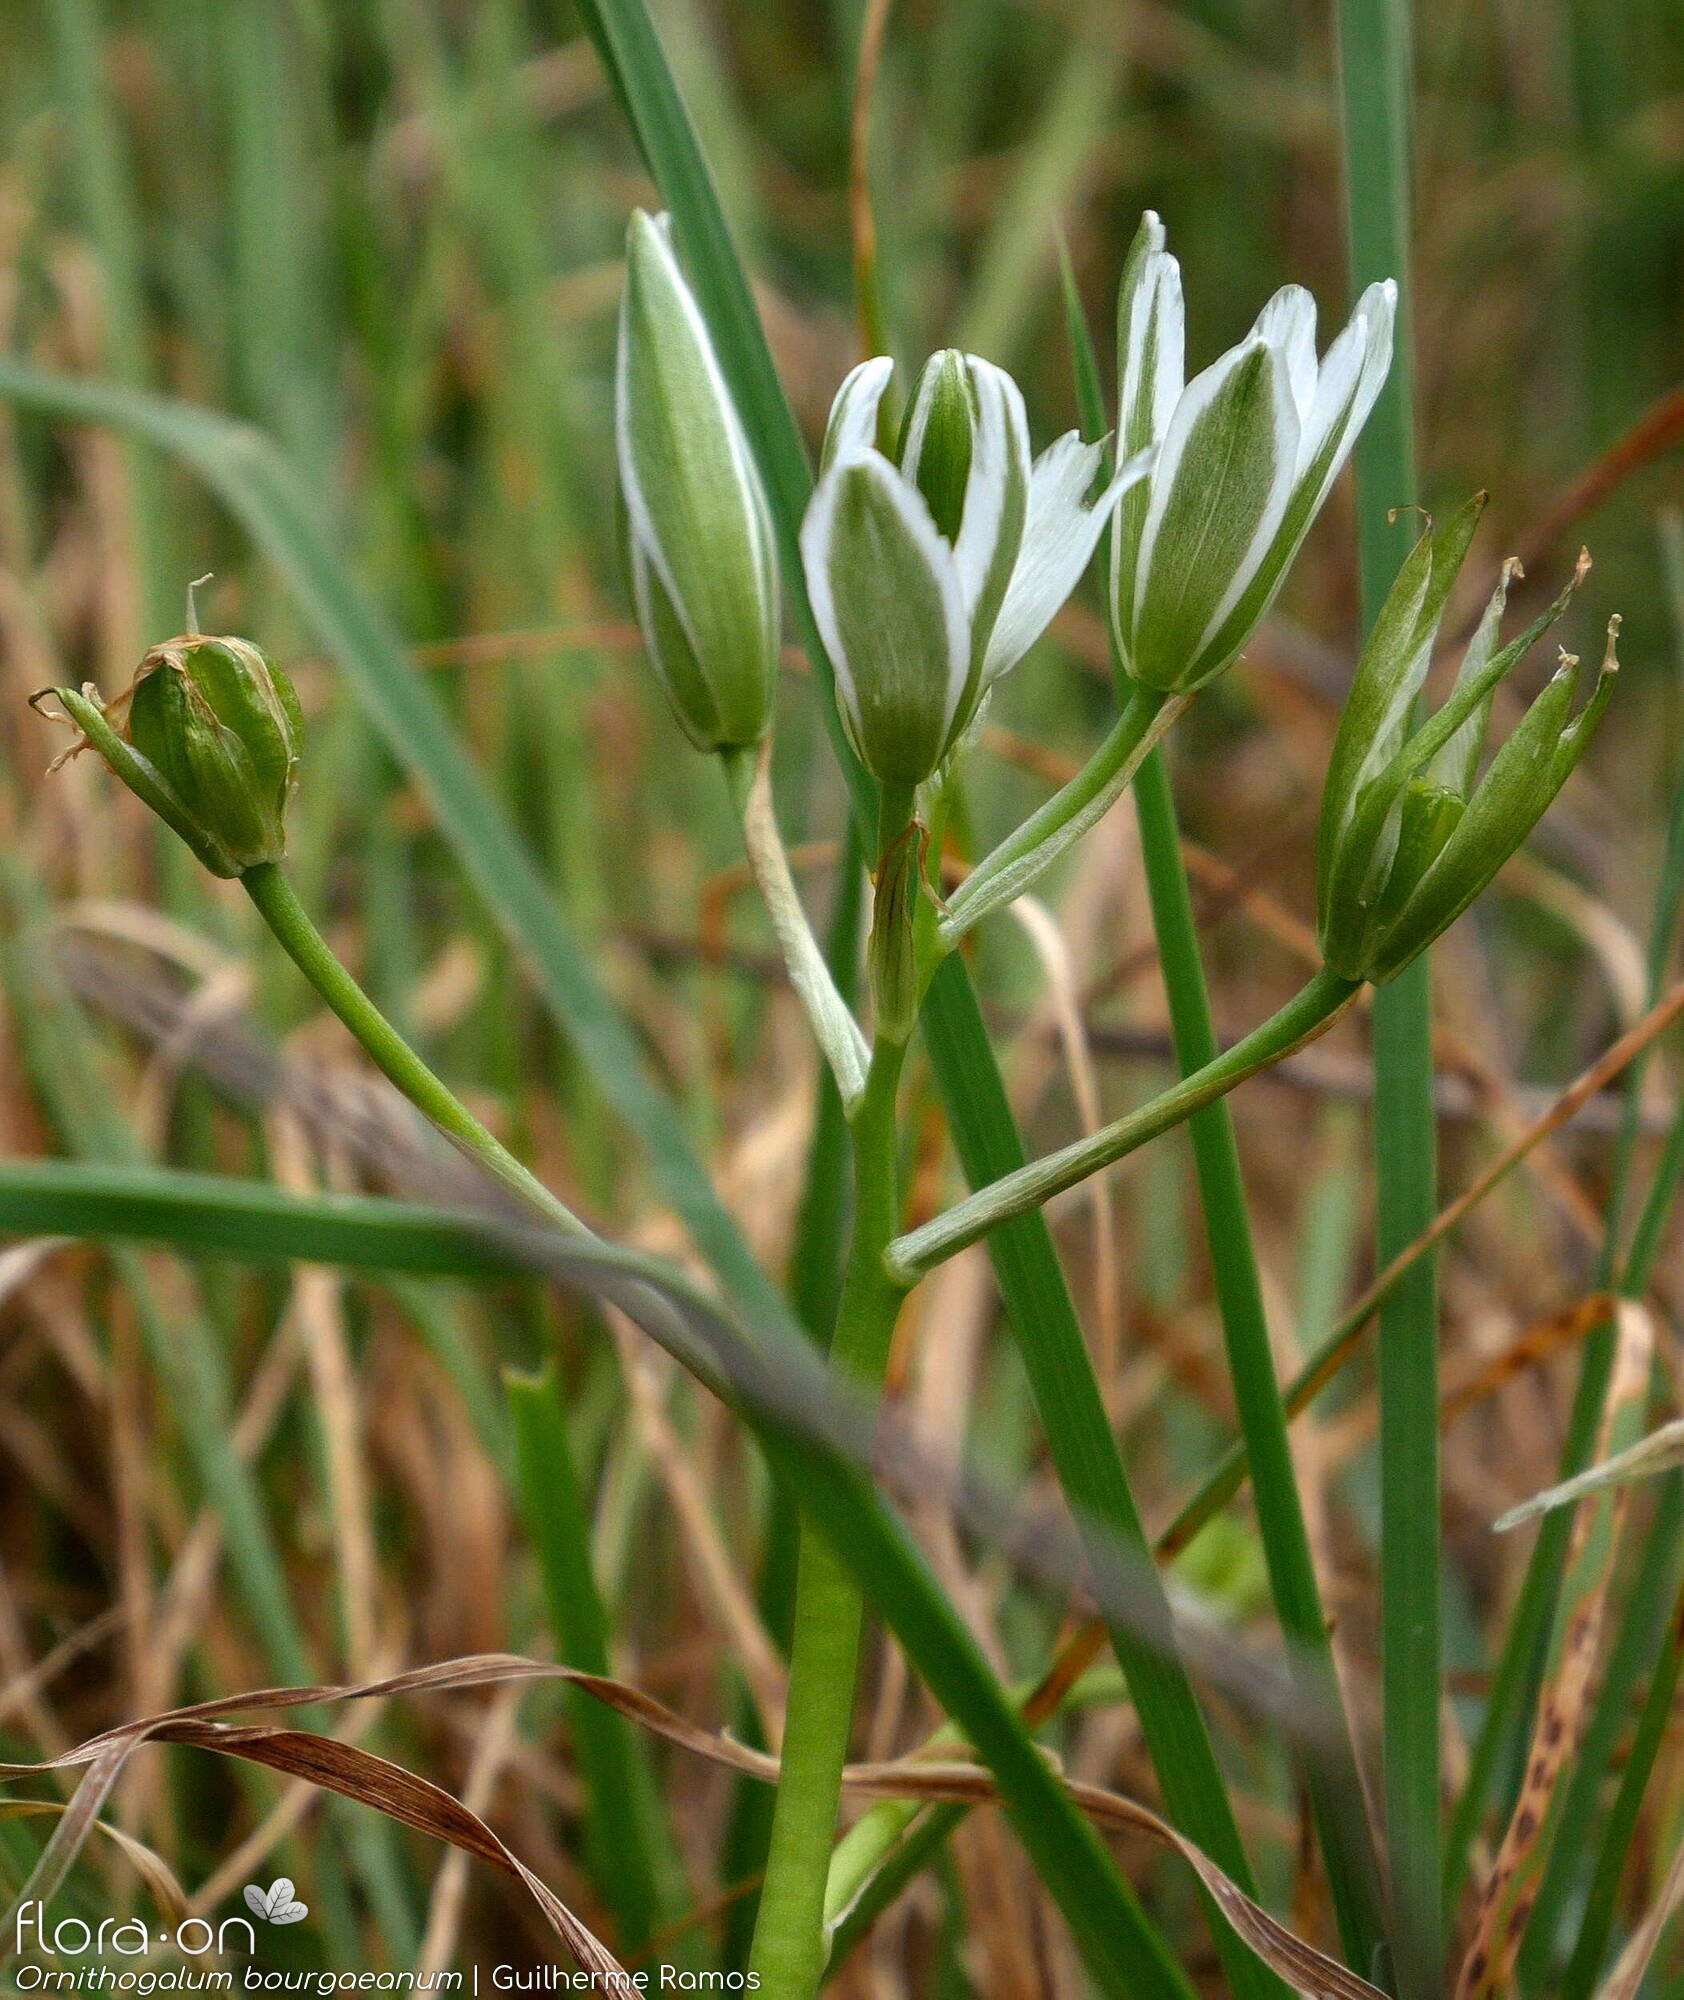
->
[1,0,1683,1990]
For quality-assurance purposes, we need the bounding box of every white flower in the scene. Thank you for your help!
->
[616,211,780,750]
[1111,212,1396,694]
[801,349,1151,787]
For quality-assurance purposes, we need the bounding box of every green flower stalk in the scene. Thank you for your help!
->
[35,633,302,877]
[890,506,1617,1282]
[35,638,589,1243]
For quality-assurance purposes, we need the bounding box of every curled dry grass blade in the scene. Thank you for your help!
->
[0,1653,1385,2000]
[0,1800,190,1924]
[0,1660,630,1985]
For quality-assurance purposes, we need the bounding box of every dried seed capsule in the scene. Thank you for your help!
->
[35,633,303,878]
[1315,503,1616,984]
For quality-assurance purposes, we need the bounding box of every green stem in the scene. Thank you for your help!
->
[889,967,1359,1279]
[1132,749,1391,1975]
[936,682,1181,946]
[722,813,866,1972]
[241,861,591,1242]
[748,1036,909,1999]
[1338,0,1432,1984]
[242,861,695,1955]
[721,743,870,1109]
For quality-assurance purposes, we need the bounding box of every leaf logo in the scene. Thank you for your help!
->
[243,1878,309,1925]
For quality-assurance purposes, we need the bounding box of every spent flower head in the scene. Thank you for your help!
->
[34,633,303,878]
[801,348,1151,788]
[1110,212,1396,695]
[616,210,780,751]
[1317,495,1617,985]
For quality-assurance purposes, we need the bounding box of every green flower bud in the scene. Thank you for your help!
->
[616,211,779,752]
[34,634,303,878]
[898,350,975,543]
[1317,502,1616,984]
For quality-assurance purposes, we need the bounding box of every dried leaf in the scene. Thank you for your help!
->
[1495,1413,1684,1530]
[0,1799,190,1924]
[0,1652,1382,2000]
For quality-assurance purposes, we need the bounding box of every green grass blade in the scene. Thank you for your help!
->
[0,361,794,1346]
[43,0,172,631]
[1134,751,1391,1973]
[506,1361,682,1955]
[0,1159,535,1279]
[1338,0,1437,1990]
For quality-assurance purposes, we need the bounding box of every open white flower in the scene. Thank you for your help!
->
[801,349,1151,787]
[1111,212,1396,694]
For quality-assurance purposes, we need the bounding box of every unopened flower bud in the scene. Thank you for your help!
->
[898,350,975,542]
[34,634,303,878]
[616,211,779,752]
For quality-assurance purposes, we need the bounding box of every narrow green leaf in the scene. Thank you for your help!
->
[0,1158,532,1278]
[506,1362,681,1954]
[1337,1,1440,1992]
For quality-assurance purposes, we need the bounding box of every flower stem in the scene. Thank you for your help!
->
[721,743,870,1109]
[747,1032,909,1999]
[888,966,1360,1280]
[240,861,591,1243]
[936,681,1183,946]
